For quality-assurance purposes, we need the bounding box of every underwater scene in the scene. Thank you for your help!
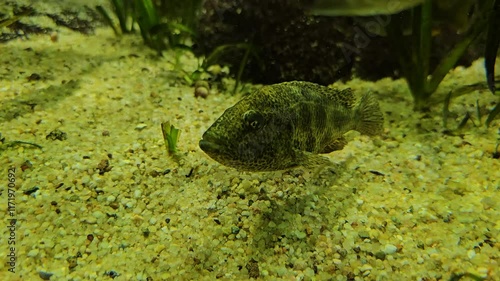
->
[0,0,499,280]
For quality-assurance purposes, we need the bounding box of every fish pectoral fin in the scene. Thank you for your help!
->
[321,137,347,153]
[295,150,333,168]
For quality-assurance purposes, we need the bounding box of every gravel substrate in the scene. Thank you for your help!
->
[0,24,499,281]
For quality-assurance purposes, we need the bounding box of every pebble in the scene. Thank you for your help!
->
[93,211,105,220]
[383,244,398,254]
[241,211,251,217]
[375,251,386,260]
[135,124,148,130]
[231,226,240,234]
[237,229,247,239]
[38,271,54,280]
[480,197,496,210]
[134,190,142,198]
[359,264,373,272]
[27,249,39,257]
[467,249,476,260]
[296,231,307,239]
[126,200,136,208]
[358,231,370,239]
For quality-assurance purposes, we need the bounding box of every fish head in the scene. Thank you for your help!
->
[200,101,295,171]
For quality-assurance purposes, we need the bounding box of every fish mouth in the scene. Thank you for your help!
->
[199,133,225,155]
[199,139,222,154]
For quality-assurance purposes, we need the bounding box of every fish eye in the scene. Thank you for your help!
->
[242,110,264,130]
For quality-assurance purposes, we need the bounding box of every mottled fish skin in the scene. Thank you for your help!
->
[199,81,383,171]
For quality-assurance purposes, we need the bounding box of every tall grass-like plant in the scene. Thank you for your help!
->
[0,8,33,29]
[387,0,496,111]
[485,0,500,95]
[96,0,200,54]
[483,0,500,127]
[157,0,202,31]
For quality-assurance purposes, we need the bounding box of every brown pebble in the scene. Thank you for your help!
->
[194,80,210,98]
[87,234,94,242]
[246,259,260,278]
[50,31,58,42]
[27,73,41,81]
[97,159,112,175]
[102,130,110,136]
[21,160,33,171]
[194,86,209,98]
[149,170,161,177]
[67,256,78,269]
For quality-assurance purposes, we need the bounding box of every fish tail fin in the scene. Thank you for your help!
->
[355,93,384,136]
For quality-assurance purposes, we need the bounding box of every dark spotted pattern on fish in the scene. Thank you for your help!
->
[199,81,384,171]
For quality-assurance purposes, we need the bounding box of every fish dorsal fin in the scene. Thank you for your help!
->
[324,88,356,108]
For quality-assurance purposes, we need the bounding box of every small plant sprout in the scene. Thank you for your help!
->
[161,121,180,155]
[0,133,42,152]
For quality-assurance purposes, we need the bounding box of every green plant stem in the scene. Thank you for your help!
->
[486,100,500,127]
[410,0,432,110]
[485,0,500,93]
[112,0,130,33]
[96,5,120,36]
[233,45,251,94]
[390,0,493,111]
[161,122,180,155]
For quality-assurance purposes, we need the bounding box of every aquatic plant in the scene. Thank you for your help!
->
[96,0,200,54]
[198,43,260,94]
[387,0,497,111]
[442,92,483,134]
[0,8,32,28]
[484,0,500,126]
[0,133,42,152]
[161,121,180,155]
[485,0,500,94]
[439,0,500,127]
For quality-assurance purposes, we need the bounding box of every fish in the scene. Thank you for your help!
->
[304,0,424,16]
[199,81,384,171]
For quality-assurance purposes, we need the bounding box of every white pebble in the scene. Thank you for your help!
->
[81,175,91,185]
[93,211,105,219]
[359,264,372,272]
[467,249,476,260]
[126,200,136,208]
[134,190,142,198]
[106,195,116,202]
[135,124,147,130]
[384,244,398,254]
[27,249,39,257]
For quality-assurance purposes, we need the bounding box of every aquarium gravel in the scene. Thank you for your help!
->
[0,17,499,281]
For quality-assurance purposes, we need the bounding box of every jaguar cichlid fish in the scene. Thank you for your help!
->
[199,81,384,171]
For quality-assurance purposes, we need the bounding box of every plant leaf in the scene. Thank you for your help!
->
[485,0,500,93]
[486,100,500,127]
